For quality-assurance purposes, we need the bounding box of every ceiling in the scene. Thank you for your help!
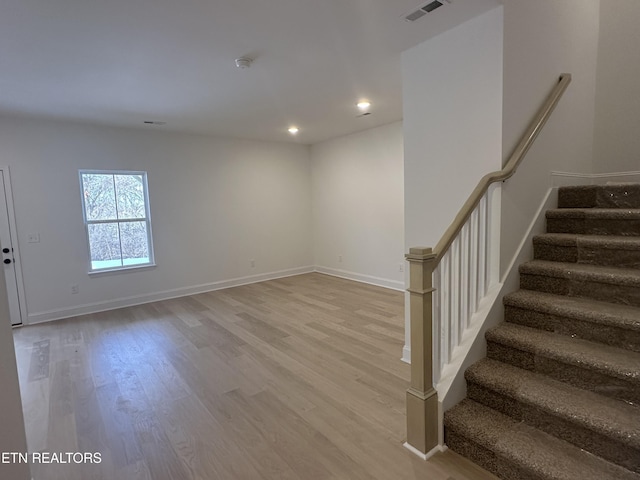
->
[0,0,500,144]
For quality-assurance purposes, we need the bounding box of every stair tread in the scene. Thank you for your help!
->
[486,322,640,383]
[504,290,640,332]
[466,358,640,447]
[534,233,640,249]
[445,399,640,480]
[520,259,640,286]
[547,208,640,219]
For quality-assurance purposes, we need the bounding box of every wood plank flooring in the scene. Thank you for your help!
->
[13,273,497,480]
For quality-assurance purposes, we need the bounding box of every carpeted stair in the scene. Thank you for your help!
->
[444,184,640,480]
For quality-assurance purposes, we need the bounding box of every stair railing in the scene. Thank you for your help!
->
[405,73,572,457]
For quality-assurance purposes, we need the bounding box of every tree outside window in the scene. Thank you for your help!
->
[79,170,154,272]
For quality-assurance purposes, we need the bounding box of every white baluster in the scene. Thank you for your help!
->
[457,235,465,343]
[441,251,450,367]
[461,222,471,328]
[469,209,479,311]
[432,264,441,384]
[450,236,460,351]
[486,183,502,288]
[477,194,487,300]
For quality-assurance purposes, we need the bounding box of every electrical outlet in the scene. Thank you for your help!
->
[398,263,404,272]
[250,259,255,268]
[70,284,79,294]
[27,233,40,243]
[338,255,343,263]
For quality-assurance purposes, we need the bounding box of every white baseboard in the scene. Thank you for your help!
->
[313,266,405,291]
[401,345,411,364]
[403,442,447,460]
[551,170,640,186]
[27,265,404,324]
[27,266,315,324]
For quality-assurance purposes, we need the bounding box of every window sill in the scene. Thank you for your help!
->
[88,263,157,276]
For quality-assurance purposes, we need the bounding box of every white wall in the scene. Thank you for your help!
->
[403,7,504,251]
[311,122,404,290]
[500,0,600,273]
[0,239,30,480]
[593,0,640,173]
[0,116,313,322]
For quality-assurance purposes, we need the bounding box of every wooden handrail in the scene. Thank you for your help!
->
[433,73,572,263]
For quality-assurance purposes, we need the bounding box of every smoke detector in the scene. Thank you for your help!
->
[235,57,253,69]
[403,0,451,22]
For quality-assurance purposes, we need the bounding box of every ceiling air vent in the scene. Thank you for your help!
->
[404,0,449,22]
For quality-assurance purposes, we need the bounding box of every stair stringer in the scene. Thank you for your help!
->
[436,187,558,446]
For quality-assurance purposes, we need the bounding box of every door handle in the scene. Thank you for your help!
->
[2,248,9,253]
[3,258,11,264]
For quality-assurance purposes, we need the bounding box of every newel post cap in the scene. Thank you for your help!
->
[405,247,436,261]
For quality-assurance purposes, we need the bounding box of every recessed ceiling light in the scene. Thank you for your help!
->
[143,120,166,125]
[356,100,371,111]
[288,126,299,135]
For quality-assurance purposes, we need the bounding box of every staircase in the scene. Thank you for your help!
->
[444,184,640,480]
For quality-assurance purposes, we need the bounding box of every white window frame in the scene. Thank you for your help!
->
[79,169,155,274]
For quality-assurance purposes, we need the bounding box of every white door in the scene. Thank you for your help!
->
[0,170,23,325]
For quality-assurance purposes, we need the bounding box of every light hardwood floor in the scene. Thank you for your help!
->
[13,273,497,480]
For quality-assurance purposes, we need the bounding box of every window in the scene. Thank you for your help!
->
[79,170,154,272]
